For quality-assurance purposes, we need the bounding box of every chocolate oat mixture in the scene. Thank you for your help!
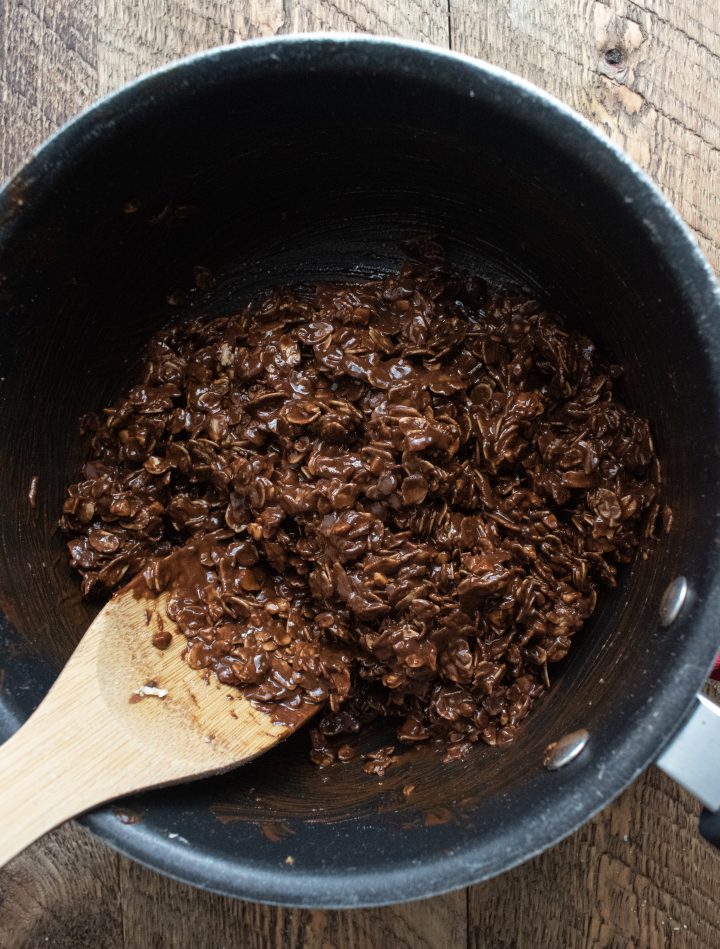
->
[61,243,665,765]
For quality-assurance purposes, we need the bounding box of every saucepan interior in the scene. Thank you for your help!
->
[0,37,719,906]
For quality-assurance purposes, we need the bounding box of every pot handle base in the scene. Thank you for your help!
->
[657,692,720,849]
[699,808,720,848]
[656,693,720,812]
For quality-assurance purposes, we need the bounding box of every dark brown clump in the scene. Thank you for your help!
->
[61,242,665,762]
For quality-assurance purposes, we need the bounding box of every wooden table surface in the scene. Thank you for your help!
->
[1,1,720,946]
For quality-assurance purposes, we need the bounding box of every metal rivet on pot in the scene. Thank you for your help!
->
[543,729,589,770]
[659,576,688,627]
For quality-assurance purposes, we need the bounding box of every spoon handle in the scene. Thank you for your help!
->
[0,631,155,868]
[0,688,120,867]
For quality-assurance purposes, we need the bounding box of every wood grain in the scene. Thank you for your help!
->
[0,0,98,180]
[0,823,122,949]
[1,0,720,947]
[116,857,467,949]
[450,0,720,271]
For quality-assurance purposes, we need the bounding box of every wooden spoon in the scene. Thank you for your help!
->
[0,562,317,868]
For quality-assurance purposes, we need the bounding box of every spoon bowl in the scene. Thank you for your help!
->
[0,551,317,868]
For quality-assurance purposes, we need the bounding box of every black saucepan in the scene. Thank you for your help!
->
[1,35,719,908]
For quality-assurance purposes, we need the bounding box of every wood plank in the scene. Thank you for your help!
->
[283,0,449,42]
[97,0,283,94]
[118,856,467,949]
[96,0,449,96]
[0,0,98,180]
[450,0,720,271]
[0,822,122,949]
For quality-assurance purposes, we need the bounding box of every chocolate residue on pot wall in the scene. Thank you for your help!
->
[28,475,39,510]
[60,241,666,765]
[260,821,295,842]
[423,806,454,827]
